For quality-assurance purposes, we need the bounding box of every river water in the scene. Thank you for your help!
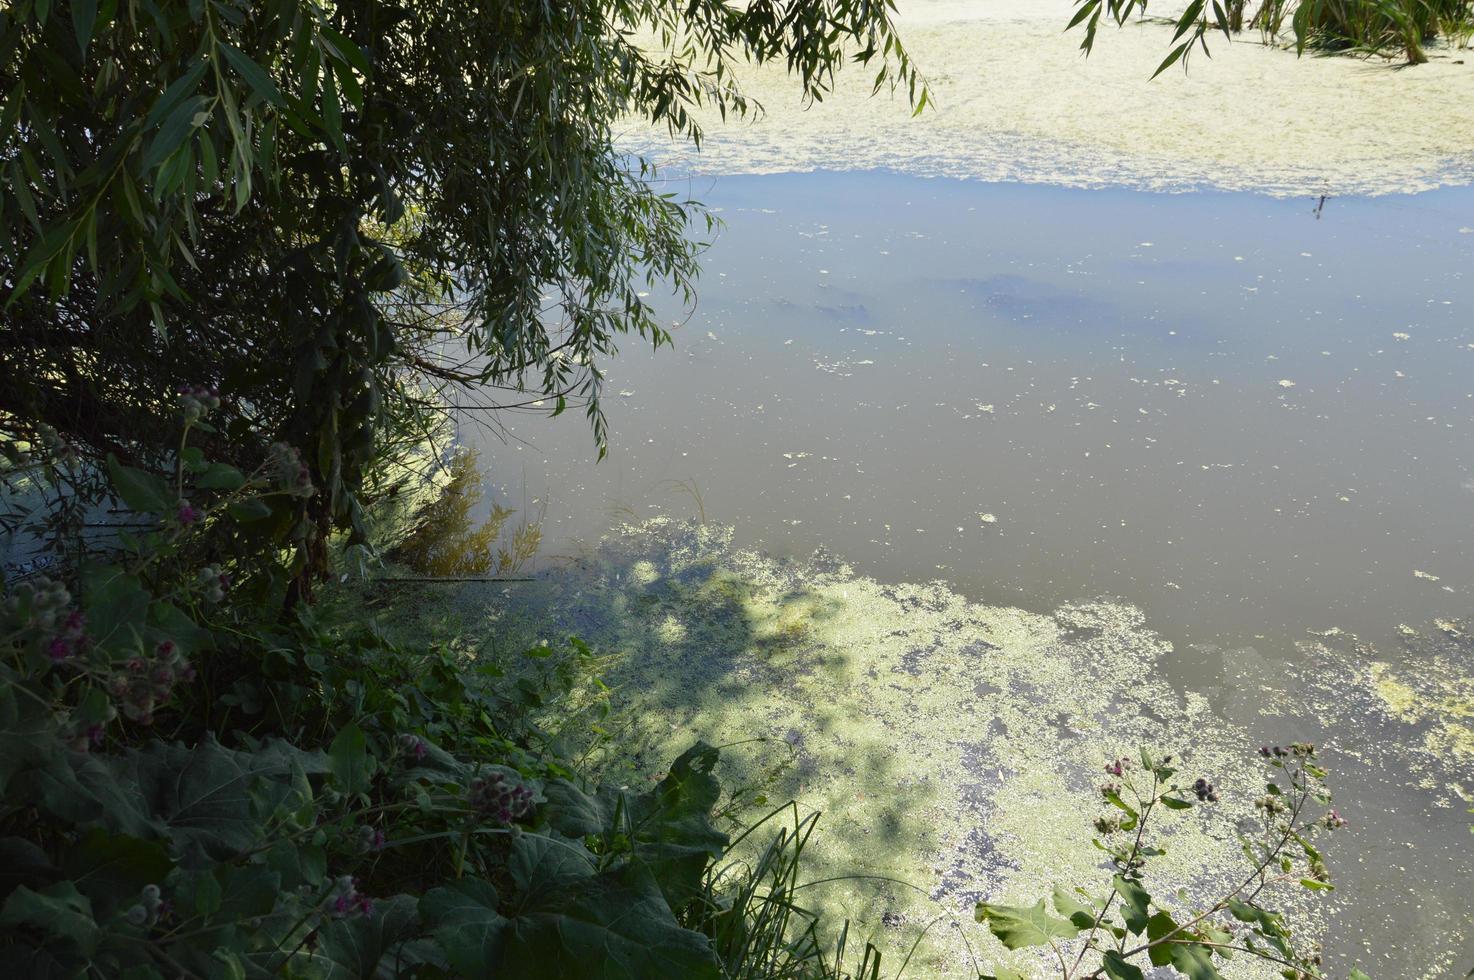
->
[453,11,1474,976]
[473,175,1474,661]
[458,173,1473,978]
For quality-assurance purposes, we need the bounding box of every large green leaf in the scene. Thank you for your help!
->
[625,742,728,907]
[543,744,728,909]
[1052,884,1099,929]
[503,832,598,916]
[70,752,163,839]
[0,882,98,955]
[0,688,105,827]
[1167,941,1223,980]
[511,867,719,979]
[424,847,719,979]
[106,454,173,513]
[195,462,246,491]
[0,837,59,900]
[314,894,428,980]
[328,723,374,796]
[1144,911,1208,970]
[421,877,507,975]
[975,899,1082,949]
[1100,950,1145,980]
[542,778,615,838]
[81,564,150,653]
[101,738,314,864]
[1113,874,1151,935]
[61,830,172,919]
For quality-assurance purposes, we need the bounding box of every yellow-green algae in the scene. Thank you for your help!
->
[455,518,1367,977]
[1293,623,1474,796]
[1370,660,1474,765]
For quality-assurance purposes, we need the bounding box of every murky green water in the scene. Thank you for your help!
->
[457,173,1474,976]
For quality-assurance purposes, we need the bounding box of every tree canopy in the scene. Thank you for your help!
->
[1,0,922,591]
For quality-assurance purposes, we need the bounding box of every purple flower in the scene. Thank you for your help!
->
[468,772,535,825]
[46,636,72,662]
[177,502,201,526]
[328,877,374,918]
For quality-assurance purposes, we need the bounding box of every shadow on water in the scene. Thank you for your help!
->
[463,525,974,958]
[456,512,1474,978]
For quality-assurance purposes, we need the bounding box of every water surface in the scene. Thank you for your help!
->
[470,172,1474,661]
[458,172,1474,976]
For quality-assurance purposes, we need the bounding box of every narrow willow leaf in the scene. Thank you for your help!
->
[142,96,208,171]
[1067,0,1101,31]
[72,0,98,54]
[318,25,370,75]
[1152,41,1190,78]
[321,67,343,151]
[142,61,209,131]
[220,44,283,106]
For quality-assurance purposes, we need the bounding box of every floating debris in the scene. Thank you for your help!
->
[1434,619,1464,638]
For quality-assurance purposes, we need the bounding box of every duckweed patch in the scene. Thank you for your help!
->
[459,520,1399,975]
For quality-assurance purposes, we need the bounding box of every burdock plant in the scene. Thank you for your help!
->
[975,744,1371,979]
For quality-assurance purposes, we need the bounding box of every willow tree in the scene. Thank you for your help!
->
[0,0,921,594]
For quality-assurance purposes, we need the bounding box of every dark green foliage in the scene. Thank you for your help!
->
[0,7,927,962]
[1288,0,1472,62]
[0,426,735,977]
[1,419,888,978]
[1068,0,1472,70]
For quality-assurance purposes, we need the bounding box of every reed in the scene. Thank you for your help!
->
[1250,0,1474,62]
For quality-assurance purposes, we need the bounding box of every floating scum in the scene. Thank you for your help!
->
[626,0,1474,196]
[448,518,1468,977]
